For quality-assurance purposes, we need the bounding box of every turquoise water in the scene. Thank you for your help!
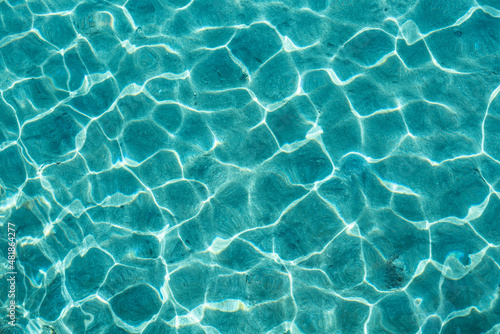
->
[1,0,500,333]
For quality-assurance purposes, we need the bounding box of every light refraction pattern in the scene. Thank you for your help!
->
[1,0,500,333]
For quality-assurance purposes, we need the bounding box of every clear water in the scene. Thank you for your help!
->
[1,0,500,333]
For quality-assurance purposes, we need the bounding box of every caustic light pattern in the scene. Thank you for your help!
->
[0,0,500,333]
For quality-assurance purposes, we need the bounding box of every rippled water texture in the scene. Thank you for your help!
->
[1,0,500,333]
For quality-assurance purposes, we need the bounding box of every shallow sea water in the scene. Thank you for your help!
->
[1,0,500,333]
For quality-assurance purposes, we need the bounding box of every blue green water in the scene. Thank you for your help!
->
[1,0,500,333]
